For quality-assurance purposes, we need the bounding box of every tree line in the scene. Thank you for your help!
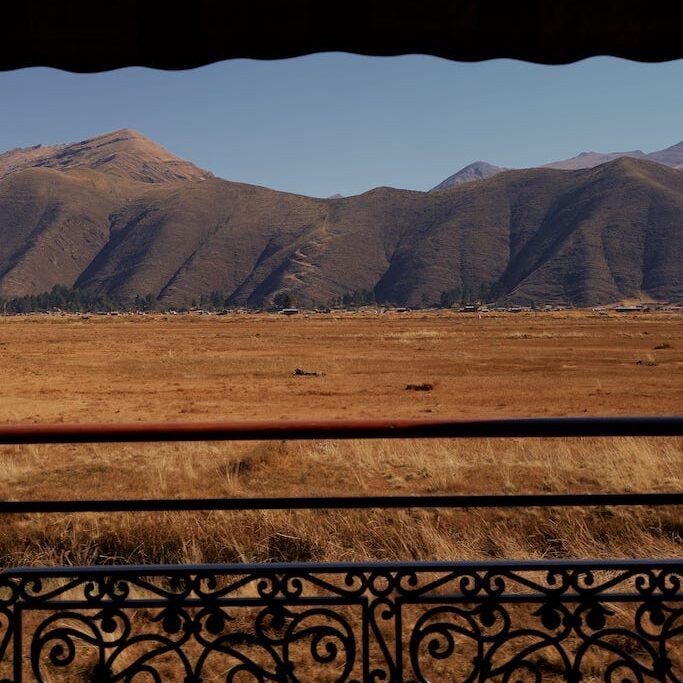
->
[0,285,151,314]
[0,280,507,314]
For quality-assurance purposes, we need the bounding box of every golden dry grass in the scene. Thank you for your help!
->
[0,310,680,566]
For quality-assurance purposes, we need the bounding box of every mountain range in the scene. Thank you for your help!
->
[432,141,683,189]
[0,129,680,308]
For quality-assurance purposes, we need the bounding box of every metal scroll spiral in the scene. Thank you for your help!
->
[408,568,682,683]
[26,574,359,682]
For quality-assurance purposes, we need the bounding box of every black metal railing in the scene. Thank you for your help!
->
[0,416,681,682]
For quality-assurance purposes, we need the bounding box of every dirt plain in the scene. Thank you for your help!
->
[1,309,681,423]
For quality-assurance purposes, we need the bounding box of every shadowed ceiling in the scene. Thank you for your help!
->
[2,0,682,72]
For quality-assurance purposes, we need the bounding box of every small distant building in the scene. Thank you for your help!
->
[279,308,299,316]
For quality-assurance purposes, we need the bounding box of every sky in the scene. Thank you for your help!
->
[0,55,681,197]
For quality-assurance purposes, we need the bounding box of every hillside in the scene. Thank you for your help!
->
[0,132,680,308]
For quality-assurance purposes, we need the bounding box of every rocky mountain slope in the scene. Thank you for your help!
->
[0,131,680,307]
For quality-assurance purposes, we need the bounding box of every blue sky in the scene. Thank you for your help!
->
[0,55,681,197]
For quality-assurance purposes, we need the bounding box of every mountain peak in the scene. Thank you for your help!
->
[84,128,146,143]
[112,128,143,137]
[0,129,212,184]
[430,161,506,191]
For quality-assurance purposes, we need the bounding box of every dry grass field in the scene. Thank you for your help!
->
[0,310,680,566]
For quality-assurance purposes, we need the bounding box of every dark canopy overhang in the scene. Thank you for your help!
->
[2,0,682,72]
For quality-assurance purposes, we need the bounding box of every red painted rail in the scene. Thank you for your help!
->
[0,415,680,444]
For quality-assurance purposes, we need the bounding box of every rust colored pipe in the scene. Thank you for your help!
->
[0,416,680,445]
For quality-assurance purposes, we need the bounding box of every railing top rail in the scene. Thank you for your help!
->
[0,415,681,444]
[3,557,682,578]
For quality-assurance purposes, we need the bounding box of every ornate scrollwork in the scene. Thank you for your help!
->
[0,561,679,681]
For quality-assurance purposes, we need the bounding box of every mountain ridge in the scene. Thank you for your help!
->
[432,139,683,190]
[0,131,680,308]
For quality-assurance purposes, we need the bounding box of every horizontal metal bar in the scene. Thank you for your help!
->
[0,416,681,444]
[11,595,678,609]
[18,597,363,610]
[3,558,682,578]
[1,492,680,515]
[406,593,682,604]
